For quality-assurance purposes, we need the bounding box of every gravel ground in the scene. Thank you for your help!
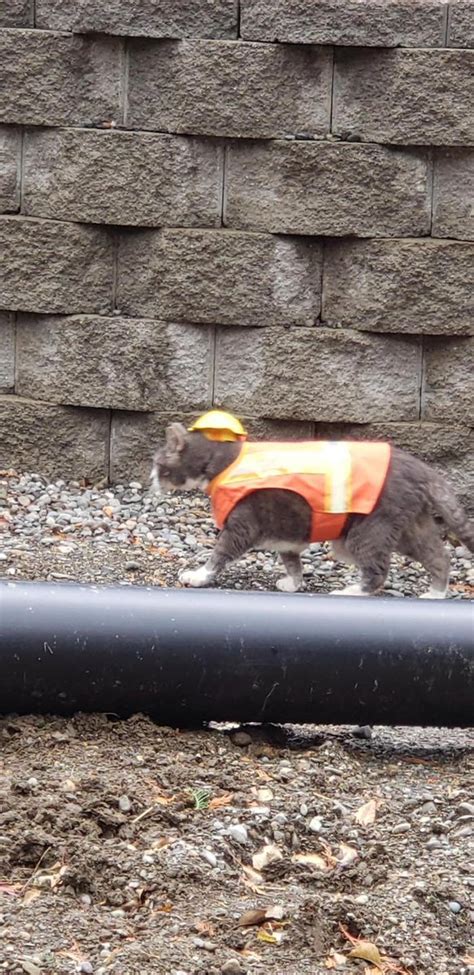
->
[1,470,473,596]
[0,469,473,975]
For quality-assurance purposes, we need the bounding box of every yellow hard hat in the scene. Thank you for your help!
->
[188,410,248,442]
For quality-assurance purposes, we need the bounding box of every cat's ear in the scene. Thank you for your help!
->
[165,422,187,454]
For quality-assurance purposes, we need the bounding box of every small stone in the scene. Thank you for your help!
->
[27,777,39,788]
[392,822,411,835]
[125,561,140,572]
[118,795,132,812]
[228,824,248,845]
[231,731,252,747]
[447,900,462,913]
[200,849,217,868]
[354,893,369,904]
[426,836,442,850]
[300,802,308,816]
[192,937,217,951]
[79,964,94,974]
[221,960,245,975]
[309,816,323,833]
[352,725,373,739]
[457,802,474,816]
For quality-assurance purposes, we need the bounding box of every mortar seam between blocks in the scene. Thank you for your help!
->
[121,38,130,128]
[444,3,451,45]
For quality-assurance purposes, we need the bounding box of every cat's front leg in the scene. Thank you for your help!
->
[178,520,257,588]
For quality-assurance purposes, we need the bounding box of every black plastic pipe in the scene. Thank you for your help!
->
[1,581,473,726]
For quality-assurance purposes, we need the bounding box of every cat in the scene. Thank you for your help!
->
[151,422,474,598]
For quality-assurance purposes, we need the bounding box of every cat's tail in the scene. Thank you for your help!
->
[427,473,474,552]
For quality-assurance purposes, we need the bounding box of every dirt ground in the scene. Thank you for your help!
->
[1,716,473,975]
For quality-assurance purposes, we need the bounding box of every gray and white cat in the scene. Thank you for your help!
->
[151,423,473,598]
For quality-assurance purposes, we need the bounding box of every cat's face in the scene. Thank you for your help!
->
[151,423,209,494]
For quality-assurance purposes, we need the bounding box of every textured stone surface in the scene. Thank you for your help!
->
[423,337,474,423]
[0,217,114,314]
[0,313,14,392]
[333,49,474,145]
[127,39,332,138]
[0,0,31,28]
[0,126,19,213]
[225,141,431,237]
[240,0,447,47]
[314,420,474,511]
[432,150,474,240]
[24,129,222,228]
[0,29,121,127]
[323,240,474,335]
[36,0,238,38]
[110,412,313,482]
[0,395,109,480]
[214,327,420,422]
[448,0,474,47]
[118,229,321,326]
[16,315,213,411]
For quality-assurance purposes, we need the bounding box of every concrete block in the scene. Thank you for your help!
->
[225,140,431,237]
[23,128,222,228]
[0,0,31,27]
[0,395,109,480]
[15,315,213,412]
[0,28,121,127]
[0,217,114,315]
[0,126,20,213]
[323,239,474,336]
[333,48,474,145]
[35,0,238,38]
[127,38,332,138]
[214,327,421,422]
[0,313,15,392]
[240,0,448,47]
[448,0,474,47]
[432,149,474,240]
[118,228,321,326]
[423,336,474,423]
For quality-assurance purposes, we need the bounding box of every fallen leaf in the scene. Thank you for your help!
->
[257,929,283,945]
[291,851,329,871]
[462,957,474,965]
[0,882,20,896]
[325,951,347,968]
[363,967,382,975]
[355,799,378,826]
[336,843,359,867]
[252,844,283,872]
[22,888,41,905]
[348,941,383,966]
[209,792,233,809]
[195,920,215,937]
[102,505,115,517]
[239,908,268,927]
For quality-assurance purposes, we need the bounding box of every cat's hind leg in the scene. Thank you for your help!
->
[398,513,450,599]
[276,551,303,592]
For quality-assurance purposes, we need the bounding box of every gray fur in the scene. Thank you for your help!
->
[151,424,473,597]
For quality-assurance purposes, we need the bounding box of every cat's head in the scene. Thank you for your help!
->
[150,422,211,494]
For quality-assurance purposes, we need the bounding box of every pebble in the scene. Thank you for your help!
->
[426,836,442,850]
[309,816,323,833]
[78,964,94,974]
[228,824,248,845]
[118,795,132,812]
[221,961,245,975]
[200,849,218,868]
[447,901,462,913]
[392,822,411,835]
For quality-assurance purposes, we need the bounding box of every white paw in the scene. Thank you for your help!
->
[329,583,367,597]
[276,576,300,593]
[419,589,447,600]
[178,566,213,588]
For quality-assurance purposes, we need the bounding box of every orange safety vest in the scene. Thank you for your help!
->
[208,440,392,542]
